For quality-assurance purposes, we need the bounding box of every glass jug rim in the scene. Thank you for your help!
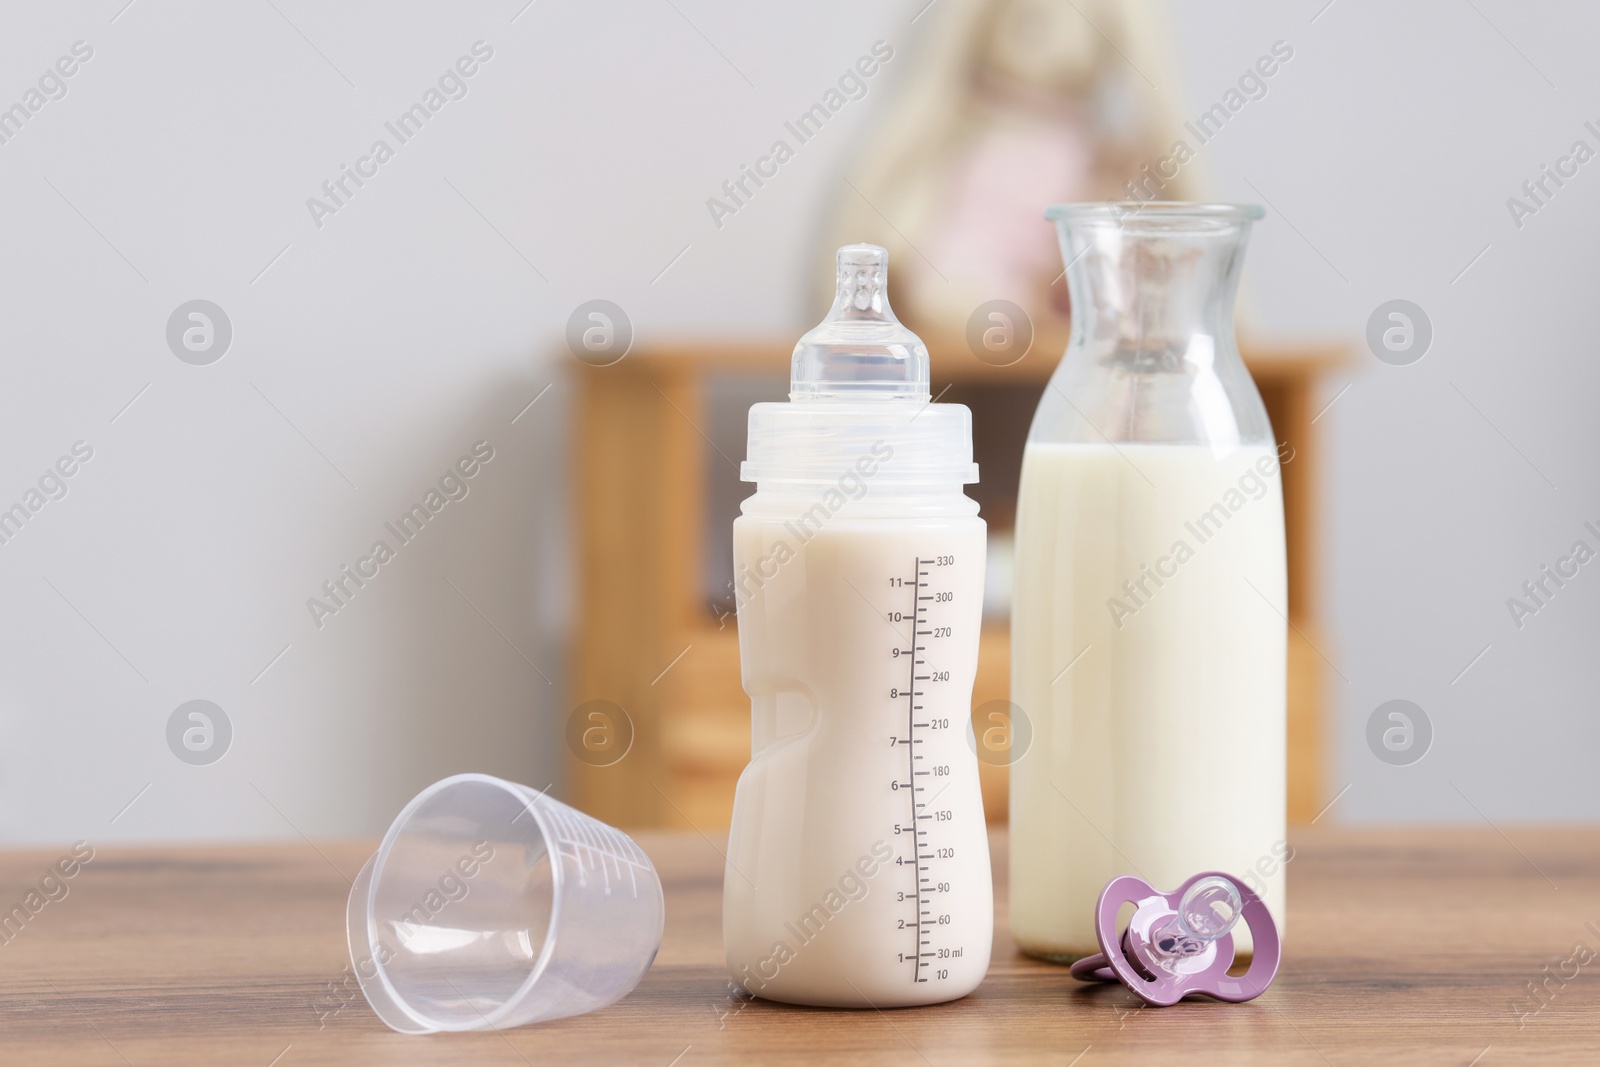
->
[1044,201,1264,223]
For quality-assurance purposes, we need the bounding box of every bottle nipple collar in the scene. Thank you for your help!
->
[741,244,977,489]
[1068,871,1280,1006]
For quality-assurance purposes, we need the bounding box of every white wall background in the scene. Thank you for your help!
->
[0,0,1593,843]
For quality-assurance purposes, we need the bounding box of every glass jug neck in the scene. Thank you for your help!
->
[1051,203,1260,371]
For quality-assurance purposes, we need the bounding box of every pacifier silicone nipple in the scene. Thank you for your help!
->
[789,244,929,400]
[1069,871,1280,1007]
[1148,876,1242,963]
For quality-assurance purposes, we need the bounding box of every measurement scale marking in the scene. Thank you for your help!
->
[905,556,927,983]
[897,554,964,986]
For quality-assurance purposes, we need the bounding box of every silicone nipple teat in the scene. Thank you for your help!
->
[1068,871,1281,1007]
[838,243,890,314]
[1150,876,1242,960]
[789,244,930,401]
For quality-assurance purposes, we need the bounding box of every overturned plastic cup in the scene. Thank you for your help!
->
[345,773,665,1033]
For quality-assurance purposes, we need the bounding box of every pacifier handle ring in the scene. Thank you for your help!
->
[1067,956,1117,983]
[1068,874,1151,984]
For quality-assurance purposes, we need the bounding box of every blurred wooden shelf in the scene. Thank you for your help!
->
[570,336,1353,830]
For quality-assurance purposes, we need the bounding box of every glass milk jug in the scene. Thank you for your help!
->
[1009,203,1287,961]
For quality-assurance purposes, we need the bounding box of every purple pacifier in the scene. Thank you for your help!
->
[1068,870,1280,1007]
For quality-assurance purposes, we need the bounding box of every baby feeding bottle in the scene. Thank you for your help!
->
[723,244,992,1008]
[1010,202,1287,962]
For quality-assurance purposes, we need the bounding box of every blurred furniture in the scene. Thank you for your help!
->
[6,827,1592,1062]
[570,336,1350,830]
[819,0,1203,336]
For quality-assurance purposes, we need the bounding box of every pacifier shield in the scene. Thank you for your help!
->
[1068,870,1280,1007]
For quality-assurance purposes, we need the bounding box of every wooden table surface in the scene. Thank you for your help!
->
[2,826,1598,1065]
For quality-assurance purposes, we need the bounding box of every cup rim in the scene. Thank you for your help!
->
[364,772,564,1033]
[1044,201,1265,222]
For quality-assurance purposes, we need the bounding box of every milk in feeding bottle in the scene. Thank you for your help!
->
[724,245,992,1008]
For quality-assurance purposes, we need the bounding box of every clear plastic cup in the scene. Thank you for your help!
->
[345,773,665,1034]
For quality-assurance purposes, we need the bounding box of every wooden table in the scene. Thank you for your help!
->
[3,827,1597,1065]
